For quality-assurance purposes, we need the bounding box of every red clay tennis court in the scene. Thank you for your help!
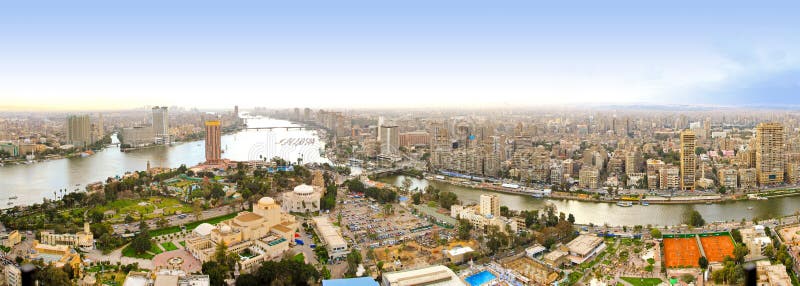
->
[663,237,701,268]
[700,235,735,262]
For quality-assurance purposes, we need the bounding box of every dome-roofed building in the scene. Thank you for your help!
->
[185,196,297,273]
[259,197,275,206]
[281,184,323,214]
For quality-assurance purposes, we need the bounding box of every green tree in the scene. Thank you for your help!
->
[411,192,422,205]
[683,210,705,227]
[500,206,510,217]
[130,232,152,255]
[730,229,742,243]
[344,249,363,277]
[438,191,458,210]
[35,265,71,286]
[650,228,662,239]
[457,219,472,240]
[699,256,708,269]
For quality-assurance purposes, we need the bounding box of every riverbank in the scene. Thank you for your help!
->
[423,175,800,205]
[0,116,328,206]
[381,174,800,226]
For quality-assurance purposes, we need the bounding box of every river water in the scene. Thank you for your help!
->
[379,175,800,226]
[5,115,799,226]
[0,116,328,206]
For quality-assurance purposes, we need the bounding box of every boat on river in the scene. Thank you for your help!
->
[616,201,633,207]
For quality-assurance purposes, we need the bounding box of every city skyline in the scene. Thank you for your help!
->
[2,0,800,111]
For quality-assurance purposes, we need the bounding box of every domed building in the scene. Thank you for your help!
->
[185,196,297,272]
[281,184,323,213]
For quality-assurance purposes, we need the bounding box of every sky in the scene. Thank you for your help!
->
[1,0,799,111]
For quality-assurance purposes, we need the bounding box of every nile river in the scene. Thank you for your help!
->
[0,116,328,206]
[379,175,800,227]
[4,115,800,226]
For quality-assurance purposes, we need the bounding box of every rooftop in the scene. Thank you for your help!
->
[382,265,466,286]
[566,234,604,257]
[235,212,263,223]
[322,277,379,286]
[312,216,347,249]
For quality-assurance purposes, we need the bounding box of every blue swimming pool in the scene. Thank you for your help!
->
[465,270,496,286]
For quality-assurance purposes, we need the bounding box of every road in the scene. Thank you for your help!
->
[111,205,240,235]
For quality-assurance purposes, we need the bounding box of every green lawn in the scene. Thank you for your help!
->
[90,197,193,221]
[161,241,179,251]
[121,245,154,260]
[150,243,163,254]
[293,253,304,263]
[179,241,186,247]
[620,277,664,286]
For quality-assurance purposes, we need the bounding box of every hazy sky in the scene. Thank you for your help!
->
[1,0,799,111]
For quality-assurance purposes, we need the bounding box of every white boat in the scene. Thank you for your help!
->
[616,201,633,207]
[747,206,754,210]
[641,201,649,206]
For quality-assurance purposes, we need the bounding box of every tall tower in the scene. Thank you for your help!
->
[379,125,399,155]
[66,115,92,149]
[152,106,169,144]
[680,130,696,190]
[755,122,785,185]
[205,120,221,164]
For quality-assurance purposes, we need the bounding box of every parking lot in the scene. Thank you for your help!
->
[335,196,434,249]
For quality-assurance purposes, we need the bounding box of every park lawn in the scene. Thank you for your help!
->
[621,277,664,286]
[161,241,179,251]
[179,241,186,247]
[121,244,154,260]
[150,243,164,254]
[91,197,192,221]
[293,253,304,263]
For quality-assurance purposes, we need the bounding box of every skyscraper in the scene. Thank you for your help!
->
[152,106,169,144]
[205,120,221,164]
[755,122,785,185]
[66,115,93,149]
[379,125,399,155]
[680,130,696,191]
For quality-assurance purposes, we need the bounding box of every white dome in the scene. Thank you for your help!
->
[293,184,314,195]
[220,225,232,234]
[193,223,215,236]
[258,197,275,206]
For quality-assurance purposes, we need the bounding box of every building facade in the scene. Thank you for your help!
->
[755,122,785,185]
[680,130,696,190]
[204,120,221,164]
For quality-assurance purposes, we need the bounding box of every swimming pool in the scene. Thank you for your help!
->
[465,270,497,286]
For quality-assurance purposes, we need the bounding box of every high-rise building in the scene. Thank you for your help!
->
[659,166,680,190]
[379,125,399,154]
[152,106,170,144]
[205,120,221,164]
[479,194,500,217]
[66,115,93,149]
[755,122,785,185]
[680,130,696,190]
[646,159,665,190]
